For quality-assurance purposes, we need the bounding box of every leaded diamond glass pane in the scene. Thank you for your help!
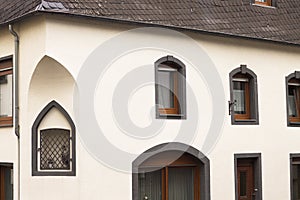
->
[40,129,70,170]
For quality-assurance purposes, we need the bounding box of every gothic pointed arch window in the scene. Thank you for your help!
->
[32,101,76,176]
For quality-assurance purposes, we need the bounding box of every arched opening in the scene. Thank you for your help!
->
[32,100,76,176]
[133,143,210,200]
[28,55,75,112]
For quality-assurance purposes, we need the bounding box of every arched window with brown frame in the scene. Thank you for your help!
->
[133,143,210,200]
[229,65,259,125]
[155,56,186,120]
[286,71,300,127]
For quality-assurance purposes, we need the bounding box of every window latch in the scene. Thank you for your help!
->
[228,100,236,115]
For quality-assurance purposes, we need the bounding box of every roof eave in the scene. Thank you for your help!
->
[1,10,300,47]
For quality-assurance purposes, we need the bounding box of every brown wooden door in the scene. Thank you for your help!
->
[0,166,13,200]
[237,165,254,200]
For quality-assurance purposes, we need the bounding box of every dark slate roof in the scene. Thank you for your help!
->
[1,0,300,45]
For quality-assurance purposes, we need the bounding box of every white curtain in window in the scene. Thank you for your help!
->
[168,167,194,200]
[158,71,174,108]
[139,170,162,200]
[233,89,245,113]
[0,74,12,117]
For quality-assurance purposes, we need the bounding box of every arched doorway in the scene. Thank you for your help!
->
[133,143,210,200]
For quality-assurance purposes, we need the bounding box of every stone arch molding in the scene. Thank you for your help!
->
[32,100,76,176]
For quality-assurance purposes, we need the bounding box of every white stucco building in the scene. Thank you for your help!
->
[0,0,300,200]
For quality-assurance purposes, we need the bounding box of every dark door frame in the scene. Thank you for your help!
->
[234,153,262,200]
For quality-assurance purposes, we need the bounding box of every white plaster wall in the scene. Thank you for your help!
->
[0,26,19,199]
[190,33,300,200]
[1,15,300,200]
[27,54,78,199]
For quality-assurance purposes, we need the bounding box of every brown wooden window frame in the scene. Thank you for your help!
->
[157,67,179,115]
[232,75,251,121]
[229,65,259,125]
[133,143,211,200]
[286,71,300,127]
[155,56,186,120]
[0,57,13,127]
[138,155,201,200]
[254,0,271,6]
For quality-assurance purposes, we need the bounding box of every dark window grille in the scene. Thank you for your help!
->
[40,129,71,170]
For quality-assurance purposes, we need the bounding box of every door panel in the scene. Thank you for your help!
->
[237,166,254,200]
[0,166,13,200]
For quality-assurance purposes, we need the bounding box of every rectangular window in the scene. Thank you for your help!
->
[291,154,300,200]
[157,66,178,113]
[137,152,201,200]
[39,129,71,170]
[234,154,262,200]
[288,81,300,123]
[0,57,13,127]
[139,166,199,200]
[254,0,271,6]
[233,77,250,119]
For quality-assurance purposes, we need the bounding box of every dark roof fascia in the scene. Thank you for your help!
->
[1,9,300,48]
[0,10,38,27]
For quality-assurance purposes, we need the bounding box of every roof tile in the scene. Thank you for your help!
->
[1,0,300,45]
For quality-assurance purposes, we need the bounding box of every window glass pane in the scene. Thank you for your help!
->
[158,70,175,109]
[168,167,194,200]
[233,81,246,114]
[240,171,247,197]
[4,168,13,200]
[0,74,12,117]
[40,129,71,170]
[293,164,300,200]
[138,170,162,200]
[288,86,299,117]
